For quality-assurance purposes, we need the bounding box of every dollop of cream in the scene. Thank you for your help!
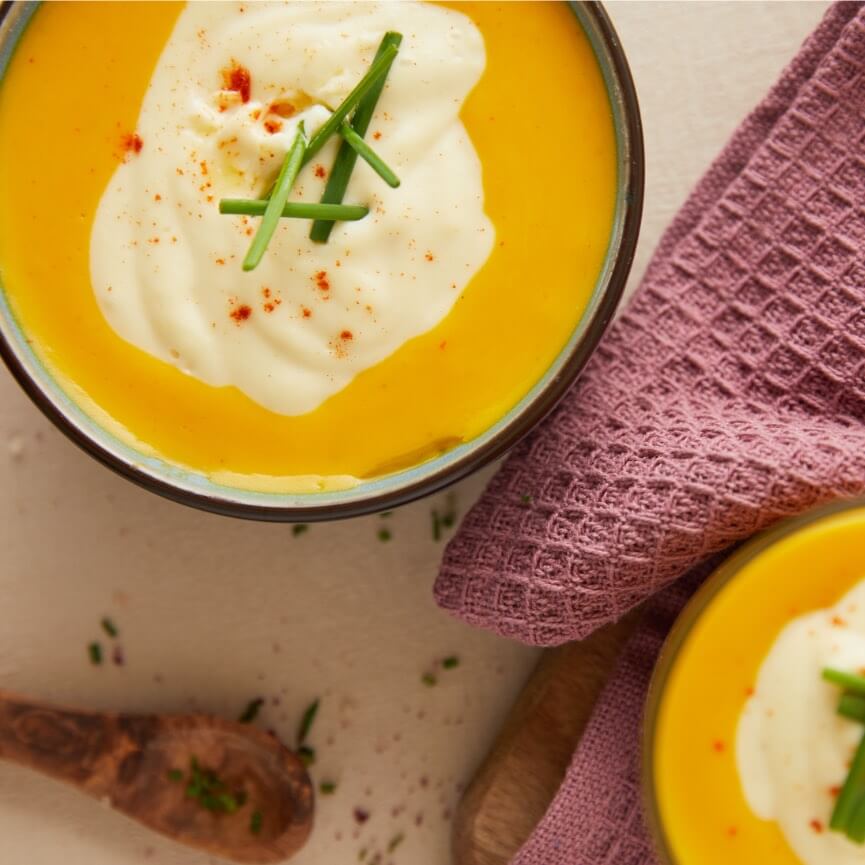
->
[90,1,493,415]
[737,577,865,865]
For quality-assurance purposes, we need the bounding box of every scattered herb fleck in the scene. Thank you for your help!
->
[432,510,442,541]
[182,757,247,814]
[298,745,316,766]
[250,809,263,835]
[101,617,118,638]
[319,780,337,795]
[442,655,460,670]
[520,493,533,506]
[293,524,309,537]
[388,833,405,853]
[167,768,184,783]
[377,528,392,542]
[297,698,320,745]
[239,697,264,724]
[421,672,437,687]
[358,848,368,862]
[379,511,393,518]
[88,642,103,665]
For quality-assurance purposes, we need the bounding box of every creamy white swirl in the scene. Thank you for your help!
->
[737,577,865,865]
[90,1,493,415]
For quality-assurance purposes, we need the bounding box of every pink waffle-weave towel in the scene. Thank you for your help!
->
[435,3,865,863]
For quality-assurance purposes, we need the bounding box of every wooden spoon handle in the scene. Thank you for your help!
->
[452,613,640,865]
[0,691,144,794]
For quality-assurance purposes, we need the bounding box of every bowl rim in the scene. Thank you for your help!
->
[641,496,865,864]
[0,0,644,522]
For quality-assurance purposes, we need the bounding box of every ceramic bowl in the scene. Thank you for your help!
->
[0,1,643,520]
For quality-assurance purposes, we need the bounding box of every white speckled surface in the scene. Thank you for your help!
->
[0,3,830,864]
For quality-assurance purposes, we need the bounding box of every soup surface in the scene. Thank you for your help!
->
[0,1,616,490]
[653,507,865,865]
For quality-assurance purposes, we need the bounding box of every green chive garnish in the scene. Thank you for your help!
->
[297,698,320,745]
[319,781,337,795]
[421,672,437,687]
[378,528,392,542]
[520,494,533,506]
[220,200,369,221]
[302,42,399,169]
[242,124,307,271]
[88,642,103,665]
[339,122,400,188]
[311,32,402,242]
[167,768,183,783]
[250,809,263,835]
[832,732,865,835]
[292,524,309,537]
[432,510,442,541]
[298,745,316,766]
[840,693,865,724]
[824,667,865,695]
[101,617,118,638]
[442,656,460,670]
[387,833,405,853]
[238,697,264,724]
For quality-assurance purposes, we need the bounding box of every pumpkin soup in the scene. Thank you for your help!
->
[0,2,616,492]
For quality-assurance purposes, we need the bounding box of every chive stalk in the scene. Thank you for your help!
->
[301,42,398,168]
[220,200,369,221]
[339,122,400,188]
[823,667,865,695]
[311,32,402,242]
[831,731,865,833]
[242,124,307,271]
[839,693,865,724]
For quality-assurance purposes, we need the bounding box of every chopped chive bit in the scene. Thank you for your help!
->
[387,833,405,853]
[840,693,865,724]
[182,757,248,815]
[379,511,393,518]
[101,617,119,638]
[298,745,316,767]
[520,493,533,506]
[88,642,103,665]
[339,121,400,188]
[293,524,309,537]
[442,655,460,670]
[319,780,337,795]
[238,697,264,724]
[250,809,263,835]
[421,672,437,687]
[378,528,392,542]
[297,698,320,745]
[167,768,184,783]
[219,199,368,221]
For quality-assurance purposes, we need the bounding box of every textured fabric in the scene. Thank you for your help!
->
[436,1,865,648]
[435,3,865,864]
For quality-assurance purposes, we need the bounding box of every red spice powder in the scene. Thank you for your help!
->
[301,306,312,319]
[153,194,162,202]
[262,287,272,299]
[425,252,435,262]
[314,270,330,292]
[832,615,847,627]
[269,100,297,118]
[264,118,283,135]
[221,61,252,103]
[120,132,143,158]
[829,785,842,797]
[810,819,824,834]
[314,164,327,179]
[340,330,353,341]
[726,826,738,838]
[744,685,755,698]
[264,303,275,313]
[712,739,725,753]
[230,304,252,324]
[215,258,226,266]
[373,131,382,140]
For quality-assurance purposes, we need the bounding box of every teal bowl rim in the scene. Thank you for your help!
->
[641,496,865,864]
[0,1,644,521]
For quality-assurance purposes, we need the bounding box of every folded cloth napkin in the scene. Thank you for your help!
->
[435,2,865,862]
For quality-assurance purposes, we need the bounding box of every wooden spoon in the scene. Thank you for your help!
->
[0,691,314,863]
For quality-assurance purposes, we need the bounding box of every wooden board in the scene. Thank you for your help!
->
[452,614,640,865]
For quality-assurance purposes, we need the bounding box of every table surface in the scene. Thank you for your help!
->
[0,3,829,864]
